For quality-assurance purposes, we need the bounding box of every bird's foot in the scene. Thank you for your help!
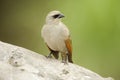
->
[61,60,68,65]
[47,55,52,58]
[45,54,52,58]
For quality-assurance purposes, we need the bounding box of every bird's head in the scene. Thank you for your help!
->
[46,11,65,24]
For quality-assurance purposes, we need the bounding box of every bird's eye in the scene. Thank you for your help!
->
[53,14,60,18]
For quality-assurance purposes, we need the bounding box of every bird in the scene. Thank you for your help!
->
[41,11,73,63]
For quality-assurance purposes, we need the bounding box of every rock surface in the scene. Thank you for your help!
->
[0,41,113,80]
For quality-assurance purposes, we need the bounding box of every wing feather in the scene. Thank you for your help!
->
[65,37,73,63]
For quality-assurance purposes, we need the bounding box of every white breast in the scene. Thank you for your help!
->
[41,22,69,53]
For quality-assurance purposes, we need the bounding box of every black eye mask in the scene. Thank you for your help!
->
[53,14,64,19]
[53,14,60,18]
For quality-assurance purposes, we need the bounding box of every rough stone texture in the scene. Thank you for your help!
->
[0,41,113,80]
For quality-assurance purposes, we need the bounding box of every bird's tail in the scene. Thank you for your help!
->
[68,53,73,63]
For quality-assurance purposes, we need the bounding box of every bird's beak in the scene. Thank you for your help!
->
[58,14,65,18]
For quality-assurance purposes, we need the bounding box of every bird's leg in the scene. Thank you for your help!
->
[61,53,68,64]
[46,44,59,59]
[47,52,52,58]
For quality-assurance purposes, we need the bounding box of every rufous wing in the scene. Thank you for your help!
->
[65,37,73,63]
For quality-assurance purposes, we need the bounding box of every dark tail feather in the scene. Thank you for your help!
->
[68,53,73,63]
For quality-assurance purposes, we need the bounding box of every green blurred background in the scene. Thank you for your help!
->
[0,0,120,80]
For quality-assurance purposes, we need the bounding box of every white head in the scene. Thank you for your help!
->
[45,11,65,24]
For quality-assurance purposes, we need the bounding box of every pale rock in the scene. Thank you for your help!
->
[0,41,113,80]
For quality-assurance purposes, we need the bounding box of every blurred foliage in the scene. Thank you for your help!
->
[0,0,120,80]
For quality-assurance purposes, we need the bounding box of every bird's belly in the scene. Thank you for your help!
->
[44,31,67,52]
